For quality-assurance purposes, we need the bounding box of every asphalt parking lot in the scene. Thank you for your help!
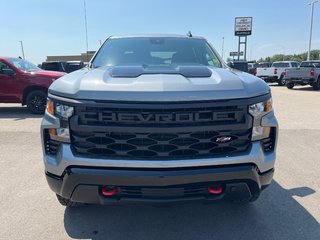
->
[0,85,319,240]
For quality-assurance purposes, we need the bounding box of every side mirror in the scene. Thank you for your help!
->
[2,69,16,77]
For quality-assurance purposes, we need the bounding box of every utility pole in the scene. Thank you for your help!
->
[99,40,102,46]
[19,41,25,59]
[84,0,89,62]
[307,0,318,61]
[221,37,225,60]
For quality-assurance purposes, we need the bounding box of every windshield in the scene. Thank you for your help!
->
[258,63,270,68]
[8,58,41,72]
[92,37,222,68]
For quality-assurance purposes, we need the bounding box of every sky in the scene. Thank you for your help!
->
[1,0,319,64]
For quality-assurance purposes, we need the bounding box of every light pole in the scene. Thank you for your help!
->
[19,41,25,59]
[221,37,225,60]
[307,0,318,61]
[84,0,89,61]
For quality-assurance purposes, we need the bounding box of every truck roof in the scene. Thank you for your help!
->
[108,34,206,40]
[273,61,299,63]
[302,61,320,63]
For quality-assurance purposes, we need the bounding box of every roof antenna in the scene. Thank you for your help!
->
[187,31,192,37]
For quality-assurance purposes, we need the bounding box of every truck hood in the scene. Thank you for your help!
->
[49,66,270,101]
[31,70,65,79]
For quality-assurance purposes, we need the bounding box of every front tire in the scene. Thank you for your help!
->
[26,90,47,114]
[312,78,320,90]
[286,82,294,89]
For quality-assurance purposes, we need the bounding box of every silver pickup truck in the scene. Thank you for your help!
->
[256,61,300,86]
[41,35,278,206]
[284,61,320,90]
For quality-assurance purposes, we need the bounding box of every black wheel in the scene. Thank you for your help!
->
[26,90,47,114]
[312,78,320,90]
[286,82,294,89]
[56,194,81,207]
[278,76,286,86]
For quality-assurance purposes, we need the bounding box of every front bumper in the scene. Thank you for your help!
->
[46,164,274,204]
[41,97,278,204]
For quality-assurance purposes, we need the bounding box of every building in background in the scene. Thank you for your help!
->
[46,51,95,62]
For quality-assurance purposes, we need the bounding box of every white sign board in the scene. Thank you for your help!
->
[235,17,252,36]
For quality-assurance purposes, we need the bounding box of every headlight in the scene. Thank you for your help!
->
[55,102,74,119]
[249,98,273,141]
[46,99,74,120]
[46,99,74,143]
[249,99,272,119]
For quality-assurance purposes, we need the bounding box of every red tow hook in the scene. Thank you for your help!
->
[101,186,118,196]
[208,184,223,195]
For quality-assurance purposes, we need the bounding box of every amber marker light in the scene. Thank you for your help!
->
[265,99,273,113]
[47,99,54,115]
[48,128,57,137]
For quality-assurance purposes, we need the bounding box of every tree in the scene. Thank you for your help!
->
[257,50,320,62]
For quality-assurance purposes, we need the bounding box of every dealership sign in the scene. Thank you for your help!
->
[235,17,252,36]
[230,51,243,57]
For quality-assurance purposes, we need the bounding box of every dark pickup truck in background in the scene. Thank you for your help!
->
[41,61,84,73]
[0,57,65,114]
[41,61,67,72]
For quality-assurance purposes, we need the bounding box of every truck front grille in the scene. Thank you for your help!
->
[71,129,251,159]
[70,100,252,160]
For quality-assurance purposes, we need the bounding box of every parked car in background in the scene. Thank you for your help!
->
[41,61,85,73]
[65,61,84,73]
[41,61,67,72]
[284,61,320,90]
[256,62,272,68]
[248,62,272,76]
[0,57,65,114]
[227,60,249,72]
[256,61,300,86]
[248,63,257,75]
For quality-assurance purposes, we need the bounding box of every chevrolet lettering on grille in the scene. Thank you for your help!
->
[97,111,237,123]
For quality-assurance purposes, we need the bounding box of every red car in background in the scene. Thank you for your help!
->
[0,57,65,114]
